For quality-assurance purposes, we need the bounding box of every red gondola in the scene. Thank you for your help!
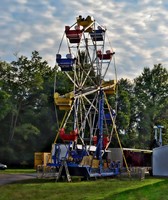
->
[59,128,78,141]
[65,26,83,43]
[93,135,110,148]
[97,50,115,60]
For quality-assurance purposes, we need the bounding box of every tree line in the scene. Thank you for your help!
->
[0,51,167,167]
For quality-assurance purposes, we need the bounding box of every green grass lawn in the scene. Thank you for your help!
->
[0,170,168,200]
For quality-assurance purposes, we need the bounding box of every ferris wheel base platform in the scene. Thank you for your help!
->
[60,165,120,179]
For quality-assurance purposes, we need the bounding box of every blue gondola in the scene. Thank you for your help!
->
[90,27,105,41]
[56,54,75,71]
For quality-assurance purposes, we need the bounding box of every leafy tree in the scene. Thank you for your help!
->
[115,78,138,147]
[0,61,12,120]
[154,98,168,145]
[134,64,168,148]
[0,52,56,165]
[117,79,132,132]
[0,88,10,120]
[8,51,49,141]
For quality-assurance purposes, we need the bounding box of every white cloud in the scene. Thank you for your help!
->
[15,32,32,43]
[0,0,168,80]
[15,0,28,4]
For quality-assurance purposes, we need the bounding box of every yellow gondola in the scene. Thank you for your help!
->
[102,80,117,95]
[54,92,74,110]
[76,15,94,32]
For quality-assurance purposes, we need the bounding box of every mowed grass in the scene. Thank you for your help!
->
[0,170,168,200]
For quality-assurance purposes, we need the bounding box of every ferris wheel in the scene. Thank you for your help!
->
[52,15,119,179]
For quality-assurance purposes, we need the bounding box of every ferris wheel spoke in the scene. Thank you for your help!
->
[65,72,79,88]
[102,61,111,79]
[62,100,75,128]
[79,94,98,138]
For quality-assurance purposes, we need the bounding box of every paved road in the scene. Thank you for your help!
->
[0,173,36,185]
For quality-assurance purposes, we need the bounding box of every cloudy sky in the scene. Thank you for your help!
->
[1,0,168,80]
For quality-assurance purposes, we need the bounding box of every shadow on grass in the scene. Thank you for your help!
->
[105,179,168,200]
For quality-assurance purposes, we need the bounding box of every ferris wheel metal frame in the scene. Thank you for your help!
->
[51,15,120,179]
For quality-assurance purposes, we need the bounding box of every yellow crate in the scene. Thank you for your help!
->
[34,152,51,168]
[92,159,99,168]
[80,155,93,166]
[103,162,108,169]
